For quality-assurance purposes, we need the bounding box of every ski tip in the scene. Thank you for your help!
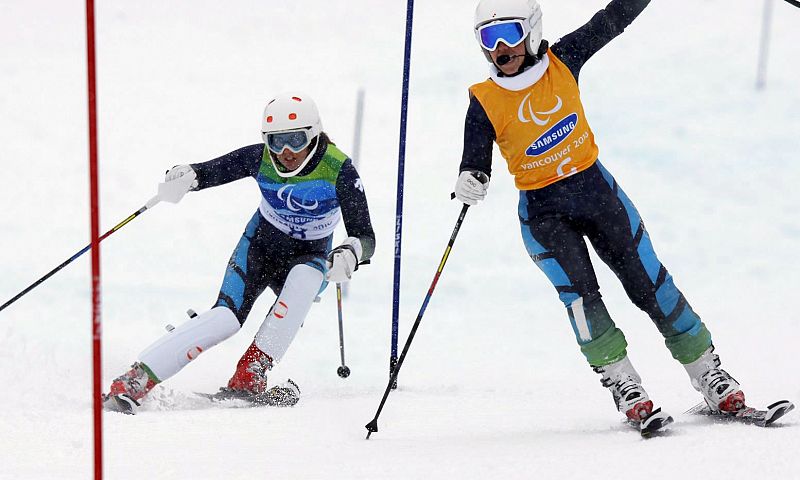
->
[640,409,673,437]
[764,400,795,427]
[766,400,794,411]
[102,394,139,415]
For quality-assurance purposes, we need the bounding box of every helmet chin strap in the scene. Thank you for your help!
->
[270,137,320,178]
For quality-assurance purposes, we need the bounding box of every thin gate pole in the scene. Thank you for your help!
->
[85,1,103,478]
[756,0,774,90]
[390,0,415,388]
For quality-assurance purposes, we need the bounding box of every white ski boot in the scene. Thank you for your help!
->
[684,346,745,413]
[594,356,673,435]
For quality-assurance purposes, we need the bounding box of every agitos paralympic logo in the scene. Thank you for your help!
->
[277,184,319,212]
[517,93,563,126]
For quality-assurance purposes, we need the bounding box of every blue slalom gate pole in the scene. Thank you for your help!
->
[366,204,471,439]
[390,0,415,389]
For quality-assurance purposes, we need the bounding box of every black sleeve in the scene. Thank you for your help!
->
[189,143,264,190]
[551,0,650,80]
[459,94,496,178]
[336,159,375,262]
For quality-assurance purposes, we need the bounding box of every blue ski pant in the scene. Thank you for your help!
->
[214,211,330,324]
[517,161,711,366]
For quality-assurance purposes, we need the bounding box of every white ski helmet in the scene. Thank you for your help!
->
[474,0,543,63]
[261,93,323,177]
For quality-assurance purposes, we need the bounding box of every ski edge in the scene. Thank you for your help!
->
[685,399,795,427]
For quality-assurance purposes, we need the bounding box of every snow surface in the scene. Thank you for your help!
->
[1,0,799,478]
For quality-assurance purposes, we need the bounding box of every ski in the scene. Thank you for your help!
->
[686,400,794,427]
[195,379,301,407]
[628,407,674,437]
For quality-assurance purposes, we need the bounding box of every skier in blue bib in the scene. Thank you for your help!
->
[103,93,375,413]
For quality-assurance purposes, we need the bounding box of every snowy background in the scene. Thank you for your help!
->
[1,0,798,478]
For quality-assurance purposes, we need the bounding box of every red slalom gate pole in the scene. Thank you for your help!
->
[85,0,103,479]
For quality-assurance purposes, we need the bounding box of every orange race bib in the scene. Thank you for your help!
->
[470,49,600,190]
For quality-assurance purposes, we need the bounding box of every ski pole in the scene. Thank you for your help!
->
[336,283,351,378]
[365,203,470,439]
[783,0,800,8]
[0,195,161,314]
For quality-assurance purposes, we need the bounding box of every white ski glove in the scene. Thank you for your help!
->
[326,237,363,283]
[158,165,198,204]
[454,170,490,206]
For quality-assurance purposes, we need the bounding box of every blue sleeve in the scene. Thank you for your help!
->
[336,159,375,261]
[190,143,264,190]
[551,0,650,80]
[459,94,495,178]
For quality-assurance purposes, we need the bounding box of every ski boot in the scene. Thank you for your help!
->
[684,346,745,413]
[102,362,158,414]
[594,356,673,436]
[226,341,273,394]
[214,341,299,406]
[684,347,795,426]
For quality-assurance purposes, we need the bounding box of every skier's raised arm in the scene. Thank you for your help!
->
[552,0,651,79]
[188,143,263,190]
[156,144,263,204]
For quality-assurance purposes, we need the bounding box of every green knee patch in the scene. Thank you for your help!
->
[581,326,628,367]
[665,322,712,364]
[140,362,162,384]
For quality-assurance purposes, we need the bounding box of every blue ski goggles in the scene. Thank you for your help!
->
[266,129,312,154]
[476,19,528,51]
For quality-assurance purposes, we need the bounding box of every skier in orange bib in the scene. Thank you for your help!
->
[454,0,788,433]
